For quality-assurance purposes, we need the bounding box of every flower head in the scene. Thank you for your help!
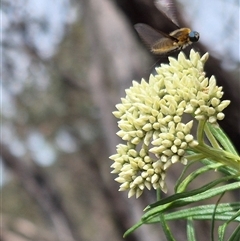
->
[110,50,230,198]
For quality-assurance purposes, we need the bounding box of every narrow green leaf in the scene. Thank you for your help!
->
[175,158,200,193]
[211,192,225,241]
[146,213,240,224]
[228,224,240,241]
[146,176,238,211]
[159,212,176,241]
[187,218,196,241]
[218,208,240,240]
[207,123,239,155]
[123,220,144,237]
[143,182,240,221]
[218,224,225,241]
[176,163,223,193]
[144,203,240,223]
[201,159,238,176]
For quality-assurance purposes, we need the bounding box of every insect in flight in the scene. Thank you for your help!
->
[134,18,199,55]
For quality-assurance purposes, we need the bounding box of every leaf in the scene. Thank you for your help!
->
[187,218,196,241]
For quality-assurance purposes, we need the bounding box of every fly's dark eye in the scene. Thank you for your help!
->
[189,31,199,42]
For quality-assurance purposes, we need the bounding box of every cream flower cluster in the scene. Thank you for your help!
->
[110,50,230,198]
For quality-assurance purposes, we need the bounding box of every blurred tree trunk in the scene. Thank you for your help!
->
[1,143,81,241]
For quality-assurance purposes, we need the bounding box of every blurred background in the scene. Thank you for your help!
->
[1,0,239,240]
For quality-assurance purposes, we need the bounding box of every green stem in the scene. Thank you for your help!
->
[156,189,176,241]
[197,119,207,144]
[204,123,221,149]
[206,123,239,155]
[194,120,240,171]
[186,153,206,162]
[190,144,240,171]
[156,187,161,201]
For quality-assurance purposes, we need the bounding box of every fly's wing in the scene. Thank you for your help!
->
[134,23,178,55]
[134,24,177,45]
[134,23,166,46]
[154,0,179,27]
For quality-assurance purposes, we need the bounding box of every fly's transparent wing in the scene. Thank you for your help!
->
[134,23,179,55]
[135,24,176,45]
[154,0,179,26]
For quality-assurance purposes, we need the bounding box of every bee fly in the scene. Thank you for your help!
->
[134,22,199,55]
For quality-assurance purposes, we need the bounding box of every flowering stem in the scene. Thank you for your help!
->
[194,120,240,171]
[207,123,239,155]
[156,188,176,240]
[186,153,206,161]
[191,144,240,171]
[204,123,221,149]
[157,188,161,201]
[197,120,207,144]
